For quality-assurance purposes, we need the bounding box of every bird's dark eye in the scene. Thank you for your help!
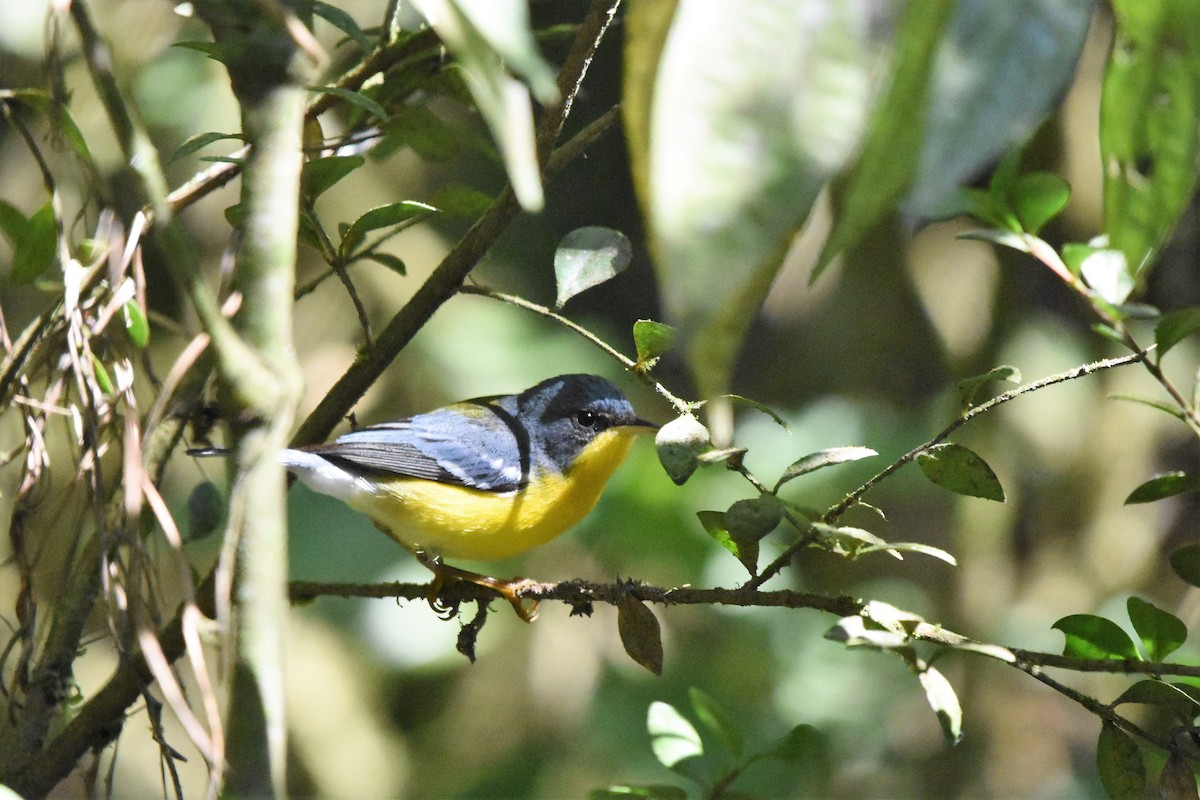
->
[574,409,603,430]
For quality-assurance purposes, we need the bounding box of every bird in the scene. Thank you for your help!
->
[191,374,657,620]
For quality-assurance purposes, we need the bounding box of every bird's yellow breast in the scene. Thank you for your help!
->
[350,428,638,560]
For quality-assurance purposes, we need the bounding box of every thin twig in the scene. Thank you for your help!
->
[457,284,691,414]
[748,349,1150,589]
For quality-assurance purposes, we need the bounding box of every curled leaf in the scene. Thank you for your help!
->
[655,414,712,485]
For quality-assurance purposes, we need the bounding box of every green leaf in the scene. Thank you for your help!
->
[1011,172,1071,235]
[1127,597,1187,661]
[774,446,878,491]
[814,0,954,278]
[121,299,150,348]
[813,522,894,559]
[383,105,459,161]
[955,365,1021,412]
[450,0,560,104]
[302,155,364,200]
[916,443,1005,502]
[0,200,27,247]
[340,201,437,258]
[862,601,926,638]
[1155,307,1200,360]
[618,596,664,676]
[411,0,546,210]
[655,415,712,485]
[554,227,633,309]
[917,664,963,745]
[1170,544,1200,588]
[697,510,757,577]
[1112,680,1200,721]
[1096,722,1146,800]
[12,202,57,284]
[956,227,1032,253]
[1124,472,1200,504]
[688,687,742,759]
[643,2,890,399]
[309,86,389,123]
[771,724,821,762]
[1051,614,1140,660]
[168,131,243,163]
[722,394,791,431]
[724,495,783,544]
[172,40,230,61]
[1110,394,1189,422]
[1101,0,1200,280]
[429,185,494,218]
[825,615,909,650]
[360,252,407,275]
[1077,247,1133,305]
[646,701,703,769]
[622,0,678,226]
[312,1,373,52]
[89,352,114,397]
[904,1,1093,217]
[858,542,957,566]
[632,320,677,371]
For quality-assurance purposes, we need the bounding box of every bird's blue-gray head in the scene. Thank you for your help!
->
[517,374,655,475]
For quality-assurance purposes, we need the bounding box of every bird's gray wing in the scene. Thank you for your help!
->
[301,401,526,492]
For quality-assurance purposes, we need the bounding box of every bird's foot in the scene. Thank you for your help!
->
[415,552,541,622]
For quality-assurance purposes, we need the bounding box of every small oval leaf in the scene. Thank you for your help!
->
[1051,614,1140,661]
[1127,596,1187,661]
[554,226,633,309]
[697,510,757,577]
[1012,171,1070,235]
[1154,307,1200,360]
[619,595,664,676]
[13,202,57,284]
[633,319,677,371]
[916,443,1005,501]
[724,495,783,544]
[917,664,963,745]
[775,446,878,491]
[955,365,1021,411]
[1124,471,1200,504]
[646,701,702,768]
[302,155,365,200]
[121,299,150,348]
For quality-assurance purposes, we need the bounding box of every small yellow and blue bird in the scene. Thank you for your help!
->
[194,374,656,620]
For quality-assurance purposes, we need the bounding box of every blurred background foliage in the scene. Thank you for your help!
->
[2,0,1200,797]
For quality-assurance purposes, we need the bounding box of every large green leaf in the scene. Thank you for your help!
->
[814,0,953,279]
[1052,614,1140,660]
[411,0,551,211]
[1101,0,1200,279]
[637,1,895,398]
[904,0,1094,217]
